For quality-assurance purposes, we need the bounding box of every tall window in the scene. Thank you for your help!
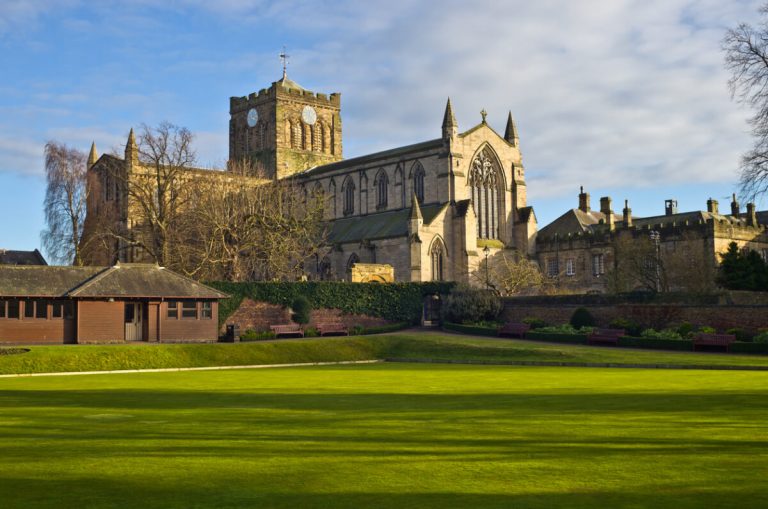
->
[329,179,337,217]
[319,256,332,280]
[394,165,405,208]
[412,163,425,203]
[546,258,559,278]
[375,169,388,209]
[470,148,501,239]
[592,254,605,277]
[431,240,444,281]
[566,258,575,276]
[342,177,355,216]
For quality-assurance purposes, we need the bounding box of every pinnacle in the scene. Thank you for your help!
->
[504,111,518,145]
[88,142,98,166]
[442,98,457,129]
[409,193,423,220]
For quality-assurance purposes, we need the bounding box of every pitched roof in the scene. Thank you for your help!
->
[327,203,447,244]
[0,266,104,297]
[0,264,228,299]
[0,249,47,266]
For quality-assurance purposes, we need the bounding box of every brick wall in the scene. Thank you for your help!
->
[503,302,768,332]
[222,298,390,333]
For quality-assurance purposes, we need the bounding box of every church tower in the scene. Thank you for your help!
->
[229,65,342,179]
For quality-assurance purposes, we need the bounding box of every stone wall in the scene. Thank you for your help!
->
[221,298,391,333]
[502,300,768,332]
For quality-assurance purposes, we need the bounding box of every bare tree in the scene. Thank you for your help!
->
[723,3,768,202]
[41,142,89,265]
[172,160,327,281]
[474,250,547,296]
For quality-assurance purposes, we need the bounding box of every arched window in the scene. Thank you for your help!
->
[374,169,388,210]
[346,253,359,281]
[342,177,355,216]
[329,179,337,217]
[319,256,332,281]
[291,120,302,149]
[469,147,502,239]
[312,123,322,152]
[360,173,369,214]
[430,238,445,281]
[412,162,425,203]
[394,165,405,208]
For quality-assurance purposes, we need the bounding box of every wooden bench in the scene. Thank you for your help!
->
[316,322,349,336]
[270,324,304,338]
[693,333,736,352]
[587,328,625,345]
[498,322,530,338]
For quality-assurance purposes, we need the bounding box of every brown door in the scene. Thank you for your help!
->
[124,303,143,341]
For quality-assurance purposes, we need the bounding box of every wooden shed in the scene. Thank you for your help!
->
[0,263,228,344]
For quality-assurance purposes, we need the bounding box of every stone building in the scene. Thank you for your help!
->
[83,73,537,284]
[535,188,768,293]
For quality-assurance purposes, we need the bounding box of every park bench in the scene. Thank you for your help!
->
[316,322,349,336]
[693,333,736,352]
[498,322,530,338]
[270,324,304,338]
[587,328,625,346]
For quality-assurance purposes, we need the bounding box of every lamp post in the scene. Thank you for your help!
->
[649,230,661,292]
[483,245,490,290]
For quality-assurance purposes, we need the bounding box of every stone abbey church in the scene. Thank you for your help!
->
[84,72,768,291]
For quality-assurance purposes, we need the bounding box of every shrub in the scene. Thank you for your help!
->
[239,329,276,341]
[291,296,311,325]
[697,326,716,334]
[753,331,768,344]
[303,326,318,338]
[726,328,751,342]
[609,318,642,337]
[360,322,411,335]
[570,307,595,329]
[441,287,502,324]
[522,317,548,330]
[676,321,694,339]
[640,328,683,340]
[350,325,365,335]
[535,324,582,335]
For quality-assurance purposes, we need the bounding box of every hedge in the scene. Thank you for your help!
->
[617,336,693,351]
[525,332,587,344]
[208,281,455,328]
[442,322,498,337]
[731,342,768,355]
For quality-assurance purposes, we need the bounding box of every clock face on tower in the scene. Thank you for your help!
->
[247,108,259,127]
[302,105,317,125]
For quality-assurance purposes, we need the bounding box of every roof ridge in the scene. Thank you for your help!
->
[67,266,115,296]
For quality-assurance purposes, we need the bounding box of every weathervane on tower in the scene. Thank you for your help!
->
[279,46,290,79]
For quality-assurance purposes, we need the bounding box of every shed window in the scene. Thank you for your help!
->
[35,300,48,319]
[24,299,34,319]
[52,301,63,318]
[201,302,212,320]
[0,300,5,318]
[7,300,19,319]
[167,301,178,319]
[182,301,197,319]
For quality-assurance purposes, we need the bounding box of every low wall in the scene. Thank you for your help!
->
[221,299,390,333]
[503,295,768,332]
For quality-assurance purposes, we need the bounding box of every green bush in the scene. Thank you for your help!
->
[360,322,411,335]
[609,318,642,337]
[640,328,683,340]
[350,325,365,335]
[570,307,595,329]
[239,329,276,341]
[441,287,502,324]
[698,326,716,334]
[676,321,694,338]
[753,331,768,344]
[291,296,311,325]
[535,324,583,335]
[726,328,751,342]
[522,317,548,330]
[303,327,318,338]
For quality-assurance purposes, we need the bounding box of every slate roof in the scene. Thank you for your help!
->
[327,202,448,244]
[0,264,228,299]
[0,249,47,266]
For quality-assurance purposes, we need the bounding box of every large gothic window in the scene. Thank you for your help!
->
[375,169,388,210]
[412,162,425,203]
[469,147,502,239]
[342,177,355,216]
[430,238,445,281]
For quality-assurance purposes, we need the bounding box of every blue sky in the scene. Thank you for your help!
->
[0,0,762,257]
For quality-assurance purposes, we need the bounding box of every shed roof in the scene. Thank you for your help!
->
[0,249,47,266]
[0,264,228,299]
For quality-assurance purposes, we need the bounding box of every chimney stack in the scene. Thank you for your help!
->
[600,197,614,230]
[665,199,678,216]
[731,193,740,217]
[706,198,719,215]
[578,186,590,212]
[623,199,632,228]
[747,203,757,226]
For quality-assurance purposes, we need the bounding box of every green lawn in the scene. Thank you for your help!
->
[1,363,766,508]
[3,331,768,375]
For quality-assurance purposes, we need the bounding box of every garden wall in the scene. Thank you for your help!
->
[221,299,389,334]
[502,293,768,332]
